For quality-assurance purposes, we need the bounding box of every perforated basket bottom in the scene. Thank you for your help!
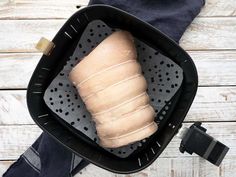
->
[44,20,183,158]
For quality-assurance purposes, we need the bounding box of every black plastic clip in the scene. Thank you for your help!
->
[179,122,229,166]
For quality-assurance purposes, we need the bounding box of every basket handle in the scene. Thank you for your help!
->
[177,122,229,166]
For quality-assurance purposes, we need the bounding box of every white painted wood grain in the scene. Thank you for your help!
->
[0,0,236,19]
[189,51,236,86]
[0,20,64,53]
[0,87,236,125]
[1,156,235,177]
[0,90,34,124]
[200,0,236,17]
[0,52,236,89]
[0,53,39,89]
[0,0,88,19]
[0,122,234,160]
[74,156,235,177]
[180,17,236,50]
[0,17,236,52]
[0,125,41,160]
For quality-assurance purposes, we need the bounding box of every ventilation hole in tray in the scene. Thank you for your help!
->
[151,77,154,83]
[93,138,97,142]
[87,39,91,43]
[77,118,80,121]
[58,83,63,86]
[159,116,164,120]
[71,122,75,125]
[49,97,52,101]
[84,127,88,131]
[83,115,86,118]
[65,112,69,116]
[79,44,82,48]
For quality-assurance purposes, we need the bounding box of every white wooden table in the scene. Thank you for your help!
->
[0,0,236,176]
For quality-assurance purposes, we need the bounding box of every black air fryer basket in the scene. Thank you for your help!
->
[27,5,229,174]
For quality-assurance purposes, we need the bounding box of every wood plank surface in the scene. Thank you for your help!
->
[74,156,236,177]
[200,0,236,17]
[179,17,236,50]
[0,17,236,53]
[0,51,236,89]
[0,0,236,19]
[0,0,88,19]
[1,86,236,125]
[0,0,236,176]
[0,122,234,160]
[0,156,235,177]
[0,20,64,53]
